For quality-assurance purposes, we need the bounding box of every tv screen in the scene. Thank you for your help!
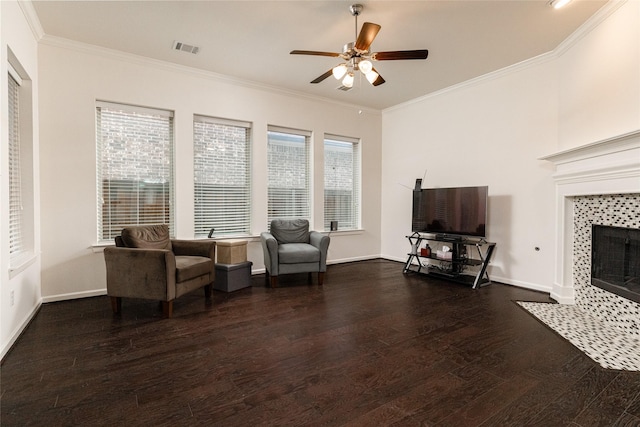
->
[412,186,488,238]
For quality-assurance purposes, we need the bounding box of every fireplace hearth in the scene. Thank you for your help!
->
[592,225,640,304]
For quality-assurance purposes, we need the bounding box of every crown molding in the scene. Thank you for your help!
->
[38,35,382,116]
[18,0,45,41]
[554,0,628,56]
[384,50,557,113]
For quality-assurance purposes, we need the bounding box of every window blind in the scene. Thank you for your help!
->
[193,115,252,237]
[8,73,24,262]
[96,102,174,241]
[267,127,311,227]
[324,134,360,231]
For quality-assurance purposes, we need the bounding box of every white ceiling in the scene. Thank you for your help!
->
[31,0,607,110]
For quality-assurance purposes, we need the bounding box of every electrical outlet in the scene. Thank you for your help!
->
[10,290,15,306]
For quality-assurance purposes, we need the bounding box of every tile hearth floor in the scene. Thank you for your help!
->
[518,302,640,371]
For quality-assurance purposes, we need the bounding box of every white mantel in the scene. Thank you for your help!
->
[540,130,640,304]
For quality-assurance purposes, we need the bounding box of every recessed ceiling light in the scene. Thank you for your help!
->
[549,0,572,9]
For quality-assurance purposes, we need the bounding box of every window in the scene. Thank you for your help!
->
[267,126,311,226]
[7,57,34,270]
[8,70,24,263]
[96,102,174,242]
[324,134,360,231]
[193,115,251,237]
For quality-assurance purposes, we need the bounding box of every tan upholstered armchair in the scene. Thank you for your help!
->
[103,224,216,318]
[260,219,330,288]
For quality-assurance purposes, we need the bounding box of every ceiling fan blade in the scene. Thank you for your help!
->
[310,69,334,84]
[373,50,429,61]
[290,50,341,57]
[371,67,385,86]
[354,22,381,52]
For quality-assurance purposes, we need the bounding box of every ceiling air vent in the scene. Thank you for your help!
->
[172,41,200,55]
[337,85,353,92]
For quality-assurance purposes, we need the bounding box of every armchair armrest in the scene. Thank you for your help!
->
[104,247,176,301]
[260,232,279,275]
[310,231,330,272]
[172,239,216,260]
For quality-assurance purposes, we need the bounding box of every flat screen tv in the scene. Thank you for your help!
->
[412,186,488,238]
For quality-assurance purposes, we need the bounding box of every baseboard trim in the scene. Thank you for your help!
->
[41,257,384,300]
[249,255,382,275]
[42,289,107,303]
[550,289,576,305]
[490,276,552,294]
[327,255,382,265]
[38,256,552,302]
[1,300,42,361]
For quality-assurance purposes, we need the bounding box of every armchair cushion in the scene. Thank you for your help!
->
[278,243,320,264]
[175,256,214,283]
[121,224,172,250]
[270,219,310,244]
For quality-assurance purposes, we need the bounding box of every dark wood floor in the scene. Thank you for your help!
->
[2,259,640,426]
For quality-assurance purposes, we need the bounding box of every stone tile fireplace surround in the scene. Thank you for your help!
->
[572,194,639,334]
[520,130,640,370]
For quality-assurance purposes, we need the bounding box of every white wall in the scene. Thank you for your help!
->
[381,60,559,291]
[37,38,382,301]
[558,0,640,149]
[380,0,640,293]
[1,0,42,358]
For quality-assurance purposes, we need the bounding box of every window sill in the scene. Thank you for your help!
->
[9,252,38,279]
[195,234,259,242]
[91,241,115,253]
[324,228,364,236]
[90,229,364,252]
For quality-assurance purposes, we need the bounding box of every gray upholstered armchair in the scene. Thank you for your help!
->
[260,219,330,288]
[103,224,216,318]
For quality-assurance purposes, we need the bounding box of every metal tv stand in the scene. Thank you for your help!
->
[403,232,496,289]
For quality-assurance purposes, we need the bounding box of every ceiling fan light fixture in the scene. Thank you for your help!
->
[358,59,373,74]
[365,69,379,84]
[291,3,428,88]
[332,64,348,80]
[342,72,354,88]
[549,0,571,9]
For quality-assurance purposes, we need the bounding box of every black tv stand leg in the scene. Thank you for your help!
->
[404,254,419,273]
[472,243,495,289]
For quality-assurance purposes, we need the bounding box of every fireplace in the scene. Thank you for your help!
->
[591,225,640,304]
[521,131,640,370]
[540,130,640,335]
[519,194,640,370]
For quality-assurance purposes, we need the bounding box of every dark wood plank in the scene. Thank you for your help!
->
[1,259,638,426]
[573,371,640,426]
[525,366,620,425]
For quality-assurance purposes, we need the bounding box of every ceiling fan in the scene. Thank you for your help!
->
[290,4,428,88]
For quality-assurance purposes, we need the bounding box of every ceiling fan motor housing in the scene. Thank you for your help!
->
[343,42,360,56]
[349,4,363,16]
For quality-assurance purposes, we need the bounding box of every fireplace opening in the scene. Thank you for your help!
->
[591,225,640,304]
